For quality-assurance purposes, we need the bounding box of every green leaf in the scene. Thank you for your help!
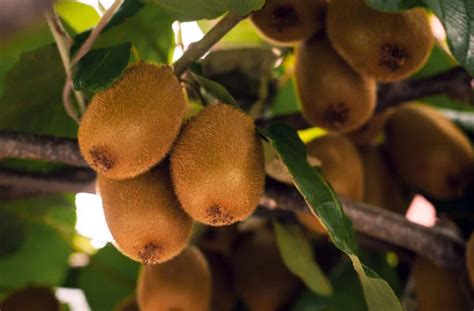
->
[0,45,78,137]
[273,222,333,296]
[79,244,140,311]
[412,44,457,79]
[0,210,26,257]
[0,196,75,288]
[350,256,402,311]
[55,0,100,33]
[292,259,367,311]
[265,124,356,254]
[73,42,131,93]
[192,73,238,106]
[0,23,53,95]
[92,3,175,63]
[146,0,265,21]
[424,0,474,76]
[264,124,402,311]
[364,0,474,76]
[72,0,144,49]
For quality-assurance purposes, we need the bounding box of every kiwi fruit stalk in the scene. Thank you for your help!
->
[250,0,327,45]
[327,0,433,82]
[171,103,265,226]
[137,246,211,311]
[295,35,377,133]
[232,229,301,311]
[295,134,364,235]
[78,63,187,180]
[98,164,193,265]
[385,103,473,199]
[0,286,60,311]
[413,256,470,311]
[359,146,407,213]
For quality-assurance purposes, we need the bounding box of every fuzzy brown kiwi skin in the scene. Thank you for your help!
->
[250,0,327,46]
[326,0,433,82]
[295,34,377,133]
[232,229,301,311]
[98,164,193,265]
[137,246,211,311]
[78,63,187,180]
[170,103,265,226]
[359,146,407,214]
[385,103,473,199]
[413,257,470,311]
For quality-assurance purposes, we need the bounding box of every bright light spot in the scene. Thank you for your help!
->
[77,0,102,13]
[56,288,91,311]
[430,15,446,41]
[77,0,114,14]
[100,0,115,9]
[75,193,113,248]
[172,21,205,62]
[406,194,437,227]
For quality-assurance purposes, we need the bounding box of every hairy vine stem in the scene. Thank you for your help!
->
[0,133,466,269]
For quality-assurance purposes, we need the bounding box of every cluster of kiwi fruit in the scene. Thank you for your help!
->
[78,63,265,265]
[251,0,433,132]
[264,101,473,308]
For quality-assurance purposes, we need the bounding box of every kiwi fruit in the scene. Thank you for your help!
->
[385,103,473,199]
[137,246,211,311]
[467,232,474,289]
[206,252,237,311]
[295,134,364,234]
[346,108,396,146]
[250,0,327,45]
[0,286,60,311]
[98,164,193,265]
[295,35,377,132]
[327,0,433,82]
[306,134,365,200]
[413,256,470,311]
[232,229,300,311]
[359,146,407,213]
[170,103,265,226]
[78,63,187,180]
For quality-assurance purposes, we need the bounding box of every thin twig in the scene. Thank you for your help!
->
[56,0,123,119]
[45,11,83,123]
[70,0,124,65]
[173,12,245,76]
